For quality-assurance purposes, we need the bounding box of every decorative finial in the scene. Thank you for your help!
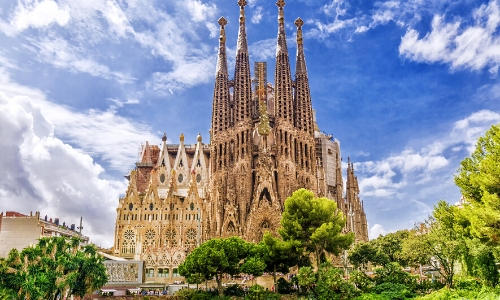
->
[238,0,247,23]
[162,132,167,142]
[218,17,227,43]
[218,16,227,27]
[197,133,202,142]
[295,18,304,45]
[276,0,285,24]
[180,133,185,142]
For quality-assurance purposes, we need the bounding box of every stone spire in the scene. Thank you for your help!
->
[274,0,294,124]
[211,17,231,134]
[233,0,252,124]
[294,18,314,136]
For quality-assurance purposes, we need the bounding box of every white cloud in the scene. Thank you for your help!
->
[0,69,157,172]
[184,0,217,23]
[147,56,215,94]
[32,38,135,83]
[400,1,500,73]
[206,22,218,38]
[252,6,263,24]
[12,0,70,31]
[451,109,500,152]
[356,109,500,199]
[369,224,387,240]
[0,91,125,247]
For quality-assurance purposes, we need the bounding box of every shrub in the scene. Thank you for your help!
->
[277,277,292,294]
[172,288,219,300]
[453,276,481,291]
[373,282,415,300]
[224,284,245,297]
[349,270,374,292]
[245,284,280,300]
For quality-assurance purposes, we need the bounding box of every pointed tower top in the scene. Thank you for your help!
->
[277,0,285,24]
[276,0,288,56]
[236,0,248,53]
[295,18,304,45]
[216,17,229,75]
[162,132,167,142]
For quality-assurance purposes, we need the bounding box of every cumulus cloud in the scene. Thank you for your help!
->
[11,0,70,31]
[400,0,500,73]
[0,70,158,172]
[2,0,220,92]
[369,224,387,239]
[356,109,500,199]
[0,91,125,247]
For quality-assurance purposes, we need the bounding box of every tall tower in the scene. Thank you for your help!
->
[205,0,367,243]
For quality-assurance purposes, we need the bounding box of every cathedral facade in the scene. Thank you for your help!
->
[113,0,368,283]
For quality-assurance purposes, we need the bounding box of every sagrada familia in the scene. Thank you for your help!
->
[112,0,368,281]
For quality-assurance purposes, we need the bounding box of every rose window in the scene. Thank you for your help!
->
[186,229,196,240]
[145,229,156,240]
[124,229,135,240]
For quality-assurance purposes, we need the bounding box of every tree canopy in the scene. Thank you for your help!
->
[178,236,265,296]
[455,123,500,244]
[0,236,107,300]
[279,188,354,267]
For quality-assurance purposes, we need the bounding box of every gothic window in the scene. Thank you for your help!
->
[160,174,165,183]
[227,221,236,233]
[179,159,183,167]
[196,174,201,183]
[129,241,136,254]
[190,203,194,210]
[197,159,201,167]
[178,174,183,183]
[129,203,133,210]
[261,220,270,229]
[165,229,177,247]
[149,203,154,211]
[121,240,128,254]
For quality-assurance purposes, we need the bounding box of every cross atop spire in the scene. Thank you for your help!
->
[295,17,304,45]
[218,17,227,44]
[218,16,228,26]
[276,0,285,24]
[238,0,247,23]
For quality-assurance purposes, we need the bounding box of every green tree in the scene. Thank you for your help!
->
[0,237,108,300]
[408,201,467,288]
[279,189,354,267]
[455,123,500,244]
[261,232,299,292]
[178,236,264,296]
[348,242,379,270]
[372,230,410,266]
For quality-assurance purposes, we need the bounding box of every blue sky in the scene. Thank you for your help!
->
[0,0,499,247]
